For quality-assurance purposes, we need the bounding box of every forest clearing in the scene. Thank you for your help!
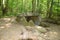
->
[0,0,60,40]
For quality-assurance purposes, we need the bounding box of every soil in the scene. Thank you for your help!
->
[0,17,60,40]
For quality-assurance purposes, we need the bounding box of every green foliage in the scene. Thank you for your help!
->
[0,0,60,21]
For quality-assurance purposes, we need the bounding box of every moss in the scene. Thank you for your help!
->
[28,20,35,26]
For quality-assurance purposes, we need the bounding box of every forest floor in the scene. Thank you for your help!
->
[0,17,60,40]
[43,22,60,40]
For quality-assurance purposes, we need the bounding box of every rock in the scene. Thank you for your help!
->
[16,12,41,26]
[28,20,35,26]
[40,22,49,27]
[17,17,28,26]
[35,26,47,33]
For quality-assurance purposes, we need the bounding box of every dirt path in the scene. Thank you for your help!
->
[0,18,60,40]
[43,22,60,40]
[0,18,47,40]
[49,23,60,40]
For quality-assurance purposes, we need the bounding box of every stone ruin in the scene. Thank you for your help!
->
[16,12,41,26]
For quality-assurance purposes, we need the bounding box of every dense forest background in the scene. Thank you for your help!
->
[0,0,60,22]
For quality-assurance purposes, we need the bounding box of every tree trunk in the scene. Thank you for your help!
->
[58,0,60,13]
[47,0,50,18]
[2,0,8,16]
[32,0,36,13]
[0,0,3,17]
[36,0,40,13]
[48,0,53,18]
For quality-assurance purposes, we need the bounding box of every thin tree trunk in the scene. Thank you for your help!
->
[37,0,40,13]
[0,0,2,17]
[32,0,36,13]
[48,0,53,18]
[47,0,50,18]
[2,0,8,16]
[58,0,60,13]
